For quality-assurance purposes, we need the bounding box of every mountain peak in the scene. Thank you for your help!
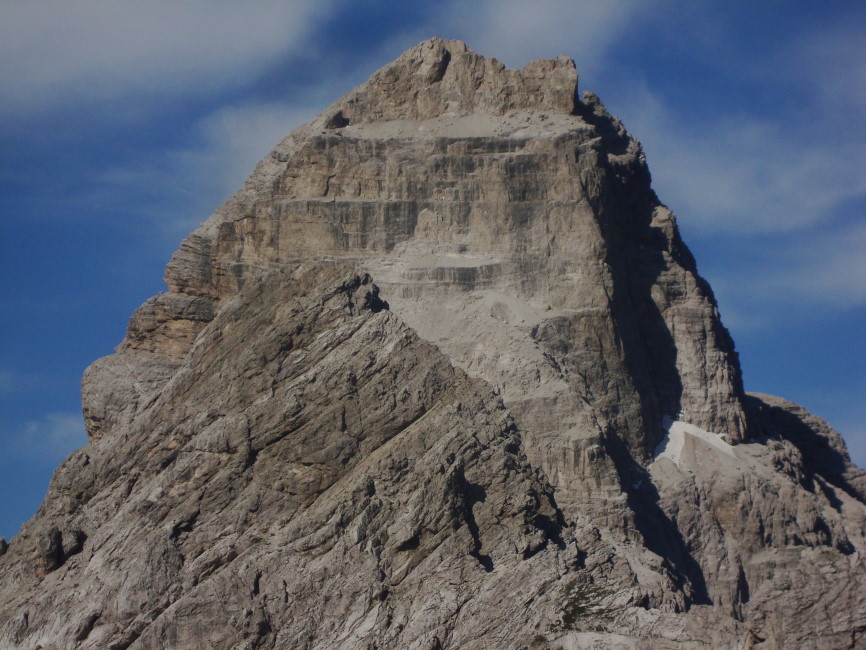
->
[313,37,579,128]
[2,39,864,649]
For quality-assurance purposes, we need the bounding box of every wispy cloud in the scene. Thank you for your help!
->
[768,24,866,132]
[91,101,320,241]
[549,6,866,330]
[397,0,648,72]
[627,107,866,317]
[179,102,320,200]
[443,0,645,69]
[617,84,866,236]
[10,412,87,464]
[0,369,38,395]
[0,0,336,115]
[754,220,866,307]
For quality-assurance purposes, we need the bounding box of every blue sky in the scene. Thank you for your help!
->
[1,0,864,540]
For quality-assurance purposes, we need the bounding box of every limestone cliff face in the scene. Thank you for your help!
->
[2,38,865,649]
[89,38,748,506]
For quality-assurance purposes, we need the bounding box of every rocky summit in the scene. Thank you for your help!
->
[1,38,865,649]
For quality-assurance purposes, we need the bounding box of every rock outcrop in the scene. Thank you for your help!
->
[2,38,864,649]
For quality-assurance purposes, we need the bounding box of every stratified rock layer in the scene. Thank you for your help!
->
[2,38,864,649]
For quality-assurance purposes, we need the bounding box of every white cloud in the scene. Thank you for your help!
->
[768,26,866,131]
[92,100,320,241]
[440,0,649,70]
[183,101,319,198]
[609,73,866,312]
[12,412,87,463]
[0,0,335,114]
[689,205,866,326]
[742,219,866,308]
[586,12,866,324]
[369,0,650,74]
[615,84,866,236]
[0,369,38,394]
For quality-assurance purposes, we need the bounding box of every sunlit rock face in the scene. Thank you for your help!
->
[2,38,864,649]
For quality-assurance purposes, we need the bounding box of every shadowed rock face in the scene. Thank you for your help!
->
[2,38,865,649]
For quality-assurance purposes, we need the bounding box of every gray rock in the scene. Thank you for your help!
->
[1,38,863,649]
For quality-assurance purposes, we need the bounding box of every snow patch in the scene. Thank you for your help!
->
[653,416,735,467]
